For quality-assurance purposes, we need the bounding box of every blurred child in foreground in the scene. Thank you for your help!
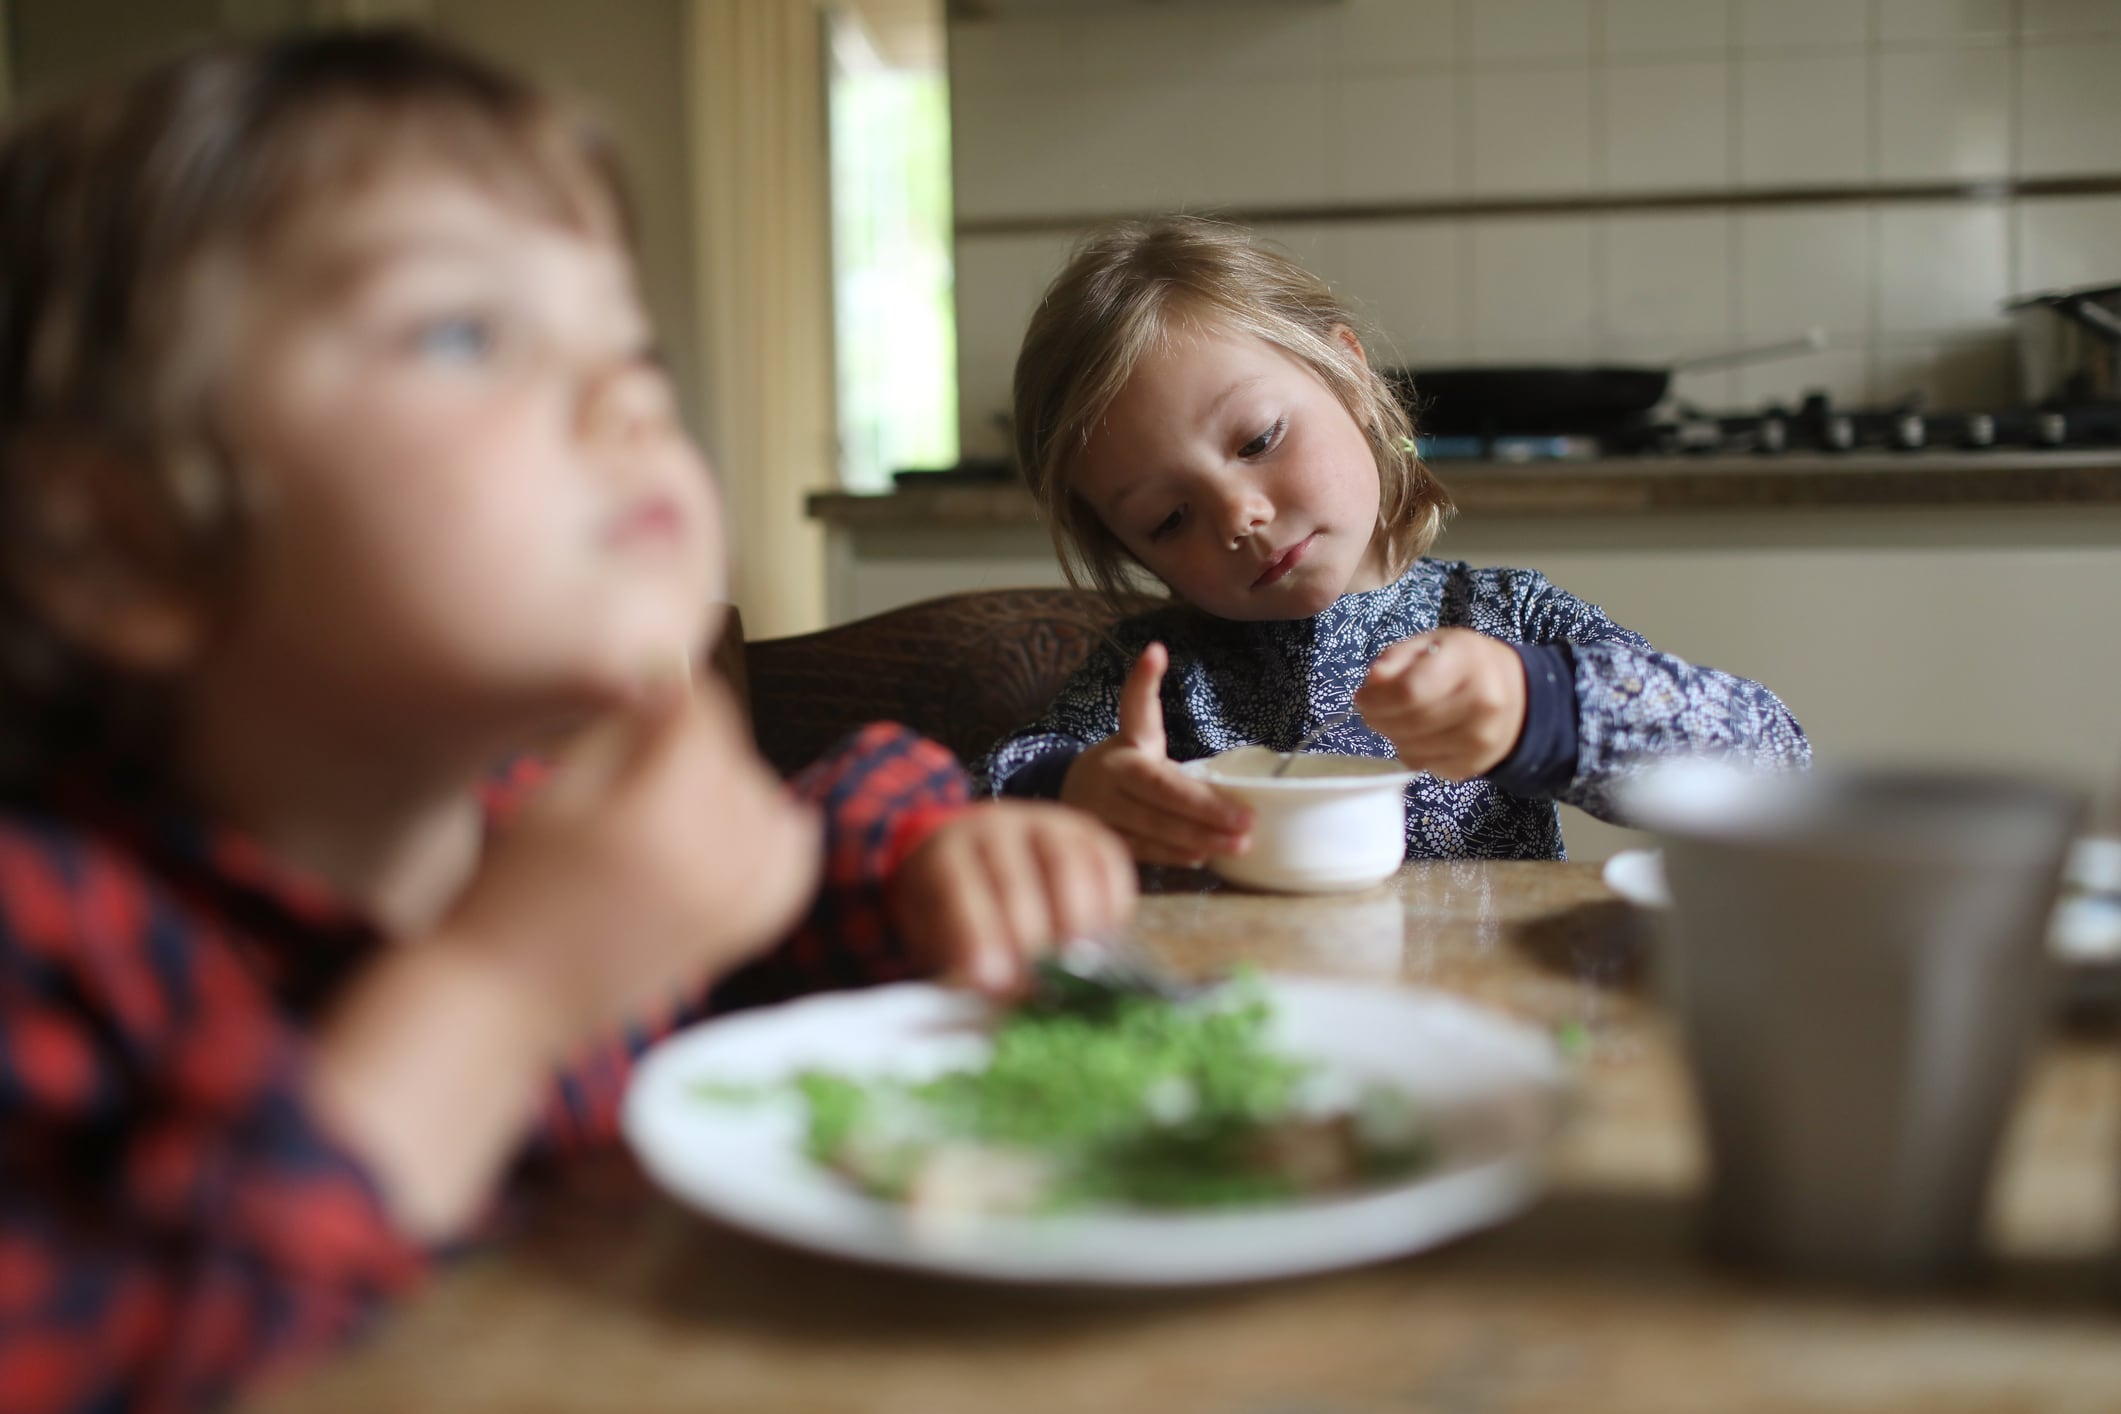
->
[0,31,1131,1413]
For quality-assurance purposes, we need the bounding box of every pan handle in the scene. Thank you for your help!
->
[1668,327,1829,374]
[2057,295,2121,344]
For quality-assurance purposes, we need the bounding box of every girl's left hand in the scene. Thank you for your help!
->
[888,801,1138,997]
[1352,628,1528,781]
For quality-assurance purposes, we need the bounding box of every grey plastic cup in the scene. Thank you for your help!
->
[1624,762,2084,1286]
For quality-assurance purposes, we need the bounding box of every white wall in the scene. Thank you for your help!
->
[948,0,2121,459]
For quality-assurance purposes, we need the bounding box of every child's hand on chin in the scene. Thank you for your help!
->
[441,673,822,1055]
[1353,629,1529,781]
[888,801,1136,997]
[1060,641,1255,866]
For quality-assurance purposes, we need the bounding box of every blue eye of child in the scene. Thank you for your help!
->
[1239,416,1286,459]
[1148,507,1184,541]
[414,316,495,362]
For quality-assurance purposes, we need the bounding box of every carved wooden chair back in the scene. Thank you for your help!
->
[734,588,1154,775]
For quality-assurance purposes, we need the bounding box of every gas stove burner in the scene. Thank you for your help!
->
[1631,394,2121,456]
[1405,392,2121,460]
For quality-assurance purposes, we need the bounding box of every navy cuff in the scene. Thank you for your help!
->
[998,744,1082,800]
[1487,643,1578,798]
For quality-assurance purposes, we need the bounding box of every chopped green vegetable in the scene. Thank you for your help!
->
[688,1078,773,1104]
[696,980,1431,1215]
[794,1072,868,1156]
[915,989,1302,1146]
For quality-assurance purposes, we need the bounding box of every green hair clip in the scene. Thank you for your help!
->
[1396,435,1419,456]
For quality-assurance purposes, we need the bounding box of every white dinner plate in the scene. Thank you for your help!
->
[622,977,1567,1287]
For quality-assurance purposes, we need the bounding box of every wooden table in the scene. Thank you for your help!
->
[254,862,2121,1413]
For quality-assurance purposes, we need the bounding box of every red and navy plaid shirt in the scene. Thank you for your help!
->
[0,723,970,1414]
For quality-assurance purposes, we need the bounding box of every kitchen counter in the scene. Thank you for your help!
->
[808,450,2121,527]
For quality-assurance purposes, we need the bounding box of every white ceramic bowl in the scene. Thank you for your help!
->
[1181,745,1417,894]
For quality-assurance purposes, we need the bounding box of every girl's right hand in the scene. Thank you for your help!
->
[1059,642,1253,867]
[442,673,822,1056]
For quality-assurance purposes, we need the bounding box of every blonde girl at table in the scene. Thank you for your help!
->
[0,32,1134,1414]
[977,216,1809,864]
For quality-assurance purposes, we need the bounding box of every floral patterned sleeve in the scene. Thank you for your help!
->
[1501,568,1812,821]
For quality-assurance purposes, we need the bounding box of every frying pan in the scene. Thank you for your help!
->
[1389,331,1827,438]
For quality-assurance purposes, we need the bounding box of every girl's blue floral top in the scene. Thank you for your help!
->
[973,557,1810,861]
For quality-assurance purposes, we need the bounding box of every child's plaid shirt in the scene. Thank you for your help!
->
[0,723,970,1414]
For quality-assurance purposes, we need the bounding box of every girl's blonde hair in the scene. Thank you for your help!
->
[1012,216,1452,606]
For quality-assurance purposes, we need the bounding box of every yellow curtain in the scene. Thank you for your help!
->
[684,0,831,638]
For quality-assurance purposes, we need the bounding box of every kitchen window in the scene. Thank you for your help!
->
[827,0,957,493]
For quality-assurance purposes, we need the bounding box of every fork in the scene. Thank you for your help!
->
[1029,935,1206,1014]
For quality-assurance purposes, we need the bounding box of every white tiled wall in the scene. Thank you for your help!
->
[949,0,2121,456]
[2018,196,2121,290]
[1605,60,1729,190]
[1601,212,1732,345]
[1738,52,1872,186]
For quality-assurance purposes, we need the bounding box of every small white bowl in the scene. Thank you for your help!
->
[1180,745,1417,894]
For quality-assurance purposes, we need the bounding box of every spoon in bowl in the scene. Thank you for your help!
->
[1273,638,1448,777]
[1273,710,1359,777]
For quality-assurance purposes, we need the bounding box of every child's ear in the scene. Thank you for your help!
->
[1331,324,1370,368]
[7,437,211,674]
